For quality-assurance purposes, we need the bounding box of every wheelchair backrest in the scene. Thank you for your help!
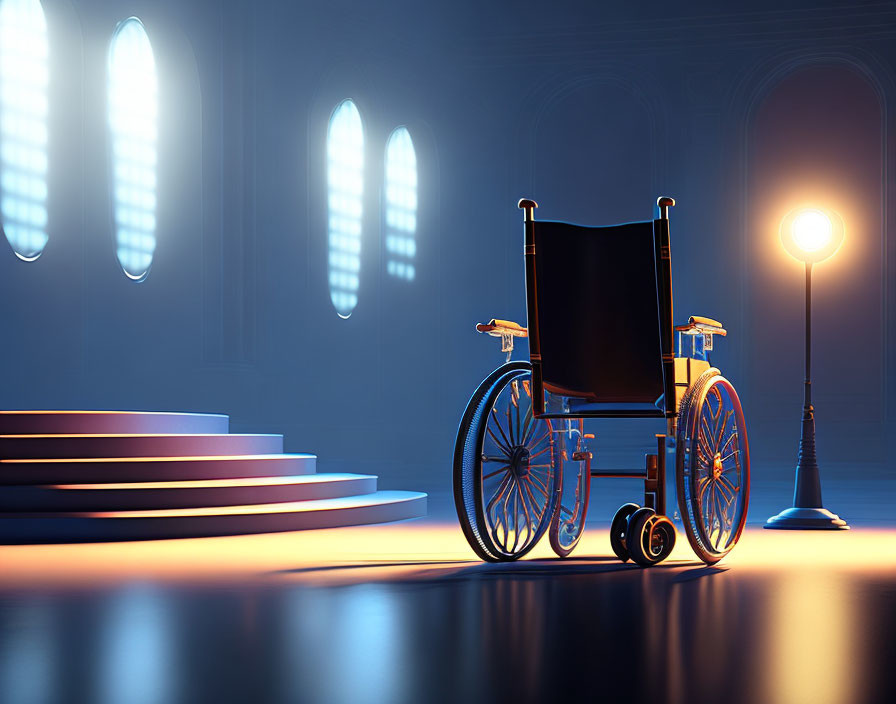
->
[522,204,675,418]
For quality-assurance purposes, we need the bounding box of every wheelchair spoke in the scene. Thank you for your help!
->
[487,411,512,453]
[716,410,732,452]
[720,445,739,465]
[700,414,714,444]
[717,473,738,496]
[528,471,549,497]
[696,445,712,469]
[715,476,734,502]
[520,405,534,446]
[521,481,543,524]
[483,465,510,480]
[486,471,513,510]
[526,429,551,452]
[505,403,515,447]
[719,431,738,458]
[510,488,521,553]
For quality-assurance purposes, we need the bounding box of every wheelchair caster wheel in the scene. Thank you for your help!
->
[610,503,640,563]
[626,507,676,567]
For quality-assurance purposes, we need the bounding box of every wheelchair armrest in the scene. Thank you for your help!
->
[674,316,726,337]
[476,319,528,361]
[475,319,528,337]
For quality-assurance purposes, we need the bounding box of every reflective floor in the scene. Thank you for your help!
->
[2,521,896,704]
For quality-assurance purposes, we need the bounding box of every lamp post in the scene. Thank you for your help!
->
[766,207,848,529]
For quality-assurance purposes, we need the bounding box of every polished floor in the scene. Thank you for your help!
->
[1,519,895,704]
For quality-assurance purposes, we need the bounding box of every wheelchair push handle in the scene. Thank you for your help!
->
[518,198,538,221]
[657,196,675,219]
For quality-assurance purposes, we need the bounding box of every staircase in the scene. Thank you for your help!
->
[0,411,426,543]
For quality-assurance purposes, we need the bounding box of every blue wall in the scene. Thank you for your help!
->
[1,0,895,498]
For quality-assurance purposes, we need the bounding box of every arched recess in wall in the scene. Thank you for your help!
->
[743,59,886,459]
[0,0,49,261]
[327,98,364,318]
[107,16,157,281]
[525,75,663,225]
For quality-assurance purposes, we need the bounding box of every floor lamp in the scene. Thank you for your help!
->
[766,207,848,530]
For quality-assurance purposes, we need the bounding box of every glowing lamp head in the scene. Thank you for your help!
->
[780,206,844,264]
[792,210,832,252]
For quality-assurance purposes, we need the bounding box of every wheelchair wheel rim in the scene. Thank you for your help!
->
[678,374,750,561]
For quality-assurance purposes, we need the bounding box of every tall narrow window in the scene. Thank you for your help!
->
[108,17,157,281]
[0,0,49,261]
[384,126,417,281]
[327,99,363,318]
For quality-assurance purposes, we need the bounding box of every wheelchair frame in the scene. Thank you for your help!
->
[454,197,750,566]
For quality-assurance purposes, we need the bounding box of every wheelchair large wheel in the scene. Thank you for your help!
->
[453,362,559,561]
[676,369,750,564]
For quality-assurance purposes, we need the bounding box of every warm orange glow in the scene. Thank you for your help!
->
[765,572,859,704]
[0,525,893,587]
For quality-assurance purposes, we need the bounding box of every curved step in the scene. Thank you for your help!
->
[0,491,428,543]
[0,473,377,511]
[0,434,283,459]
[0,411,229,435]
[0,454,316,485]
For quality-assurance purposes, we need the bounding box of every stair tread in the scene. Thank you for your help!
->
[0,433,280,438]
[0,491,428,543]
[0,410,229,416]
[0,474,380,512]
[0,454,317,485]
[48,473,372,490]
[11,491,427,519]
[0,434,285,459]
[0,411,231,435]
[1,453,315,464]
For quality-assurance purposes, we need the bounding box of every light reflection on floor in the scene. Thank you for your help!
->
[1,522,895,704]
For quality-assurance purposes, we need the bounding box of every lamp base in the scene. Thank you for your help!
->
[764,507,849,530]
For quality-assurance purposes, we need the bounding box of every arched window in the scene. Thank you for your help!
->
[108,17,157,281]
[384,126,417,281]
[0,0,49,261]
[327,99,364,318]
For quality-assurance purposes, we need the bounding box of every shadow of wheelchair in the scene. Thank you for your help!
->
[265,555,725,585]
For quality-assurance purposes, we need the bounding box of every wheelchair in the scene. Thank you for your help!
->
[453,197,750,566]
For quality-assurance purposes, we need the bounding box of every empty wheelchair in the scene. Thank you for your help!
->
[453,197,749,566]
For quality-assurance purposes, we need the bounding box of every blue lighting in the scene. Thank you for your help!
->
[108,17,157,281]
[327,99,364,318]
[384,126,417,281]
[0,0,49,261]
